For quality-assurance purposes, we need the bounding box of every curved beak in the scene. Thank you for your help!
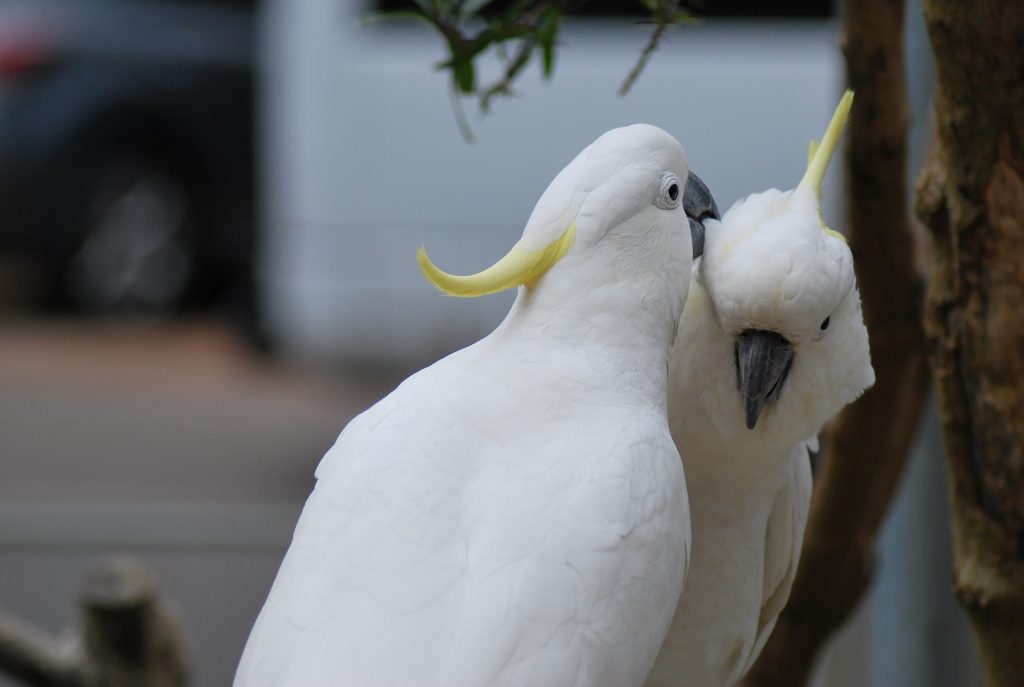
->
[735,330,794,429]
[683,172,720,259]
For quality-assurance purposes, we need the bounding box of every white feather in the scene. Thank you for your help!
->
[647,183,874,686]
[235,124,696,687]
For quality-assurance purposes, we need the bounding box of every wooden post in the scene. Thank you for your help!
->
[0,558,188,687]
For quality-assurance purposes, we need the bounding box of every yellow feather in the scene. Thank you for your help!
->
[824,227,847,243]
[797,92,853,243]
[799,90,854,196]
[417,221,576,297]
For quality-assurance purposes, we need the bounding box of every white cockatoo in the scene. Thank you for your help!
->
[235,124,721,687]
[646,92,875,687]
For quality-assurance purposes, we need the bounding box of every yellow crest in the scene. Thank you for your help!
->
[799,90,854,243]
[417,221,576,297]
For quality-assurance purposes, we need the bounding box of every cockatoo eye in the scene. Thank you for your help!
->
[820,317,831,331]
[655,173,682,210]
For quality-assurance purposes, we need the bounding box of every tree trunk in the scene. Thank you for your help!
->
[742,0,930,682]
[916,2,1024,685]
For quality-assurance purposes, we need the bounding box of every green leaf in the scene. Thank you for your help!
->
[359,11,434,27]
[453,59,476,93]
[537,7,560,78]
[500,0,540,23]
[458,0,503,20]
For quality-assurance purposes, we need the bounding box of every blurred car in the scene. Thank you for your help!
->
[0,0,255,315]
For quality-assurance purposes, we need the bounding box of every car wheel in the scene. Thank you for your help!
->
[58,154,199,315]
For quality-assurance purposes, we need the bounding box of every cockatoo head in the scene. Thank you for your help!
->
[417,125,719,324]
[698,92,874,436]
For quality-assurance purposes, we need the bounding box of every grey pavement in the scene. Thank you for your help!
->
[0,318,404,687]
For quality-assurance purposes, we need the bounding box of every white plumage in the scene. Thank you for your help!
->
[235,125,704,687]
[646,93,875,686]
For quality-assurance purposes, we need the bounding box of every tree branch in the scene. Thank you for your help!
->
[480,35,536,110]
[0,611,89,687]
[618,21,669,97]
[618,0,690,96]
[393,0,689,113]
[741,0,930,683]
[0,558,188,687]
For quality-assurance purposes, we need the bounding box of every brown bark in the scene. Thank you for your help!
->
[741,0,930,684]
[0,558,188,687]
[916,1,1024,685]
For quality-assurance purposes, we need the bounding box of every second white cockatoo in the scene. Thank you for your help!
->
[235,124,721,687]
[646,91,875,686]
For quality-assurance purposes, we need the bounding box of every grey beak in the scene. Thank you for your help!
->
[683,172,720,259]
[735,330,794,430]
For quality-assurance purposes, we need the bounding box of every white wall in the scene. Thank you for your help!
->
[259,0,844,365]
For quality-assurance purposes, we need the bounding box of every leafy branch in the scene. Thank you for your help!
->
[620,1,692,96]
[378,1,691,112]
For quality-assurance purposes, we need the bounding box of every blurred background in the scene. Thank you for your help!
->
[0,0,981,685]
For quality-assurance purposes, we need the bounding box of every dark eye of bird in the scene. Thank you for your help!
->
[820,317,830,331]
[668,183,679,201]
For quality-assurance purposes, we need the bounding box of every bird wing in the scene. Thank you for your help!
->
[235,356,689,687]
[745,440,813,671]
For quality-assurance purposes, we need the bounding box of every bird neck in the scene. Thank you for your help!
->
[493,253,684,407]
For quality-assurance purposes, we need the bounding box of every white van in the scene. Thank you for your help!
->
[259,0,842,366]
